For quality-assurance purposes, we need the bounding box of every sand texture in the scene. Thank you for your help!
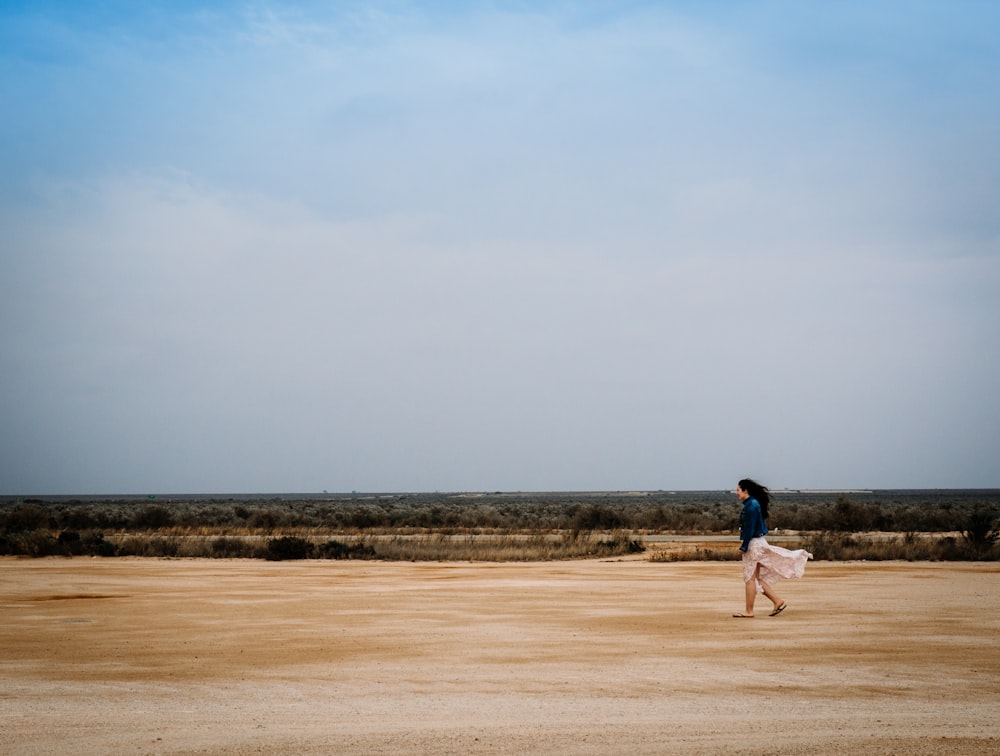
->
[2,557,999,755]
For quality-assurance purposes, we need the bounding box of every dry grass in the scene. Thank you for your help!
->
[365,531,642,561]
[800,531,984,561]
[647,545,739,562]
[96,529,644,561]
[2,491,997,561]
[4,527,998,561]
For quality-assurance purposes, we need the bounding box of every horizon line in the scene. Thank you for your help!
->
[4,487,1000,501]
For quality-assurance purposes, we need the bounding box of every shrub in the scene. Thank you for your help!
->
[962,509,999,557]
[572,504,626,532]
[265,536,313,560]
[84,532,118,557]
[63,509,98,530]
[248,510,281,531]
[828,496,874,532]
[316,539,376,559]
[649,546,737,562]
[802,531,998,561]
[592,531,644,556]
[211,537,259,558]
[117,535,179,557]
[57,530,84,556]
[130,505,174,530]
[6,530,59,556]
[2,504,49,533]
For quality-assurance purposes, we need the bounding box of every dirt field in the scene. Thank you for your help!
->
[2,557,998,755]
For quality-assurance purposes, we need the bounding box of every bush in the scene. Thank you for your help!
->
[6,530,59,556]
[828,496,874,532]
[802,531,998,561]
[211,537,260,558]
[63,509,98,530]
[130,505,174,530]
[265,536,313,560]
[84,532,118,557]
[316,539,376,559]
[572,504,626,532]
[57,530,84,556]
[592,531,644,556]
[117,535,179,557]
[2,505,49,533]
[962,509,999,557]
[248,510,281,531]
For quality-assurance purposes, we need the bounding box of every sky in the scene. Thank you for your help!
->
[2,1,999,494]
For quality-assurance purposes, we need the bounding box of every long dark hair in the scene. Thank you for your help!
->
[739,478,771,520]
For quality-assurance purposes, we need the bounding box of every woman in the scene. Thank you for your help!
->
[733,478,812,618]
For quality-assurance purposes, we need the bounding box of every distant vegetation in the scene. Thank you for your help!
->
[0,490,997,561]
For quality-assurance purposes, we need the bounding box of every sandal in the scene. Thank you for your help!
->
[732,612,754,618]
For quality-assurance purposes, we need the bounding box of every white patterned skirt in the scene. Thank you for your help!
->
[742,537,813,593]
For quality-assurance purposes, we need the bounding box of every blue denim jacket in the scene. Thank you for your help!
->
[739,497,768,552]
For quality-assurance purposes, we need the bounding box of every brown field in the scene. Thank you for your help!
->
[2,557,999,755]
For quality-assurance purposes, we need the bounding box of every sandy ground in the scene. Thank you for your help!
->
[2,557,999,755]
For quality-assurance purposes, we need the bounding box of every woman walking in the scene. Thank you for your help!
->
[733,478,812,618]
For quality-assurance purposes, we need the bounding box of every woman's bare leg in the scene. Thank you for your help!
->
[744,575,757,615]
[755,564,784,611]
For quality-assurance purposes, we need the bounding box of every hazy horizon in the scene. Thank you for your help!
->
[5,487,998,502]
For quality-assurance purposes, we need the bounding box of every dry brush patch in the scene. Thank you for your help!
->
[1,491,997,561]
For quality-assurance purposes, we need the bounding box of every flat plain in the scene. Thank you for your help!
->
[2,557,998,755]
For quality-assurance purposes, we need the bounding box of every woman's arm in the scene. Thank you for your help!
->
[739,502,754,552]
[739,499,765,552]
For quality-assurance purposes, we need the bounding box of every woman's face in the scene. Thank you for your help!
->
[736,485,749,502]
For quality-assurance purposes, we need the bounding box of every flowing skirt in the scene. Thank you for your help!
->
[743,537,813,594]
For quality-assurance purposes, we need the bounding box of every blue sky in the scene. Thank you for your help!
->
[2,1,998,493]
